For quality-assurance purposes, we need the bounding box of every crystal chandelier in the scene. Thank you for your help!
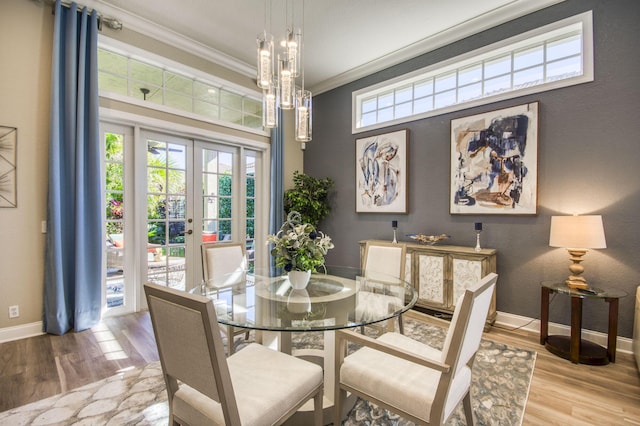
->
[257,0,311,142]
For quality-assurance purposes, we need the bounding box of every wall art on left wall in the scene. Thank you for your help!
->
[356,129,408,213]
[0,126,17,208]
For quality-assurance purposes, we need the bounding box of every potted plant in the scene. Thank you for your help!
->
[267,211,334,289]
[283,171,334,227]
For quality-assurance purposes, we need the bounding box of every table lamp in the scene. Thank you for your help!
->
[549,215,607,289]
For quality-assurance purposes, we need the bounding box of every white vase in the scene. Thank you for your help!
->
[287,289,311,313]
[288,270,311,289]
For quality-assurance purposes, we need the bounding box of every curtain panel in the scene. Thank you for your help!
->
[269,110,285,275]
[44,0,102,334]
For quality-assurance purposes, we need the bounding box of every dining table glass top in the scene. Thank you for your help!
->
[190,265,417,332]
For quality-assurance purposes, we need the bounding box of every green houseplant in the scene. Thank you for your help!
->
[283,171,334,227]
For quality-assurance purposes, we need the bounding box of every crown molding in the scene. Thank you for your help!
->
[85,0,256,79]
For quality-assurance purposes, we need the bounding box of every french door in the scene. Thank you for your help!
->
[101,123,265,315]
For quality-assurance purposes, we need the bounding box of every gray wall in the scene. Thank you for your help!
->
[305,0,640,337]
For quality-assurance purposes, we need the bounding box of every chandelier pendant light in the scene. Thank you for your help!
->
[278,55,294,110]
[257,0,312,142]
[256,31,273,89]
[295,89,312,141]
[285,28,301,78]
[263,80,279,128]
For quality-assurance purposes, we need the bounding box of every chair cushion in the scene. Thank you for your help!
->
[173,343,323,425]
[340,332,471,422]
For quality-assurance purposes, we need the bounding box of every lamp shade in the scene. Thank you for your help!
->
[549,215,607,249]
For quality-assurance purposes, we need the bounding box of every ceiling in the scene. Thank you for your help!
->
[84,0,565,94]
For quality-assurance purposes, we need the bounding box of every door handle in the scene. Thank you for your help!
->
[186,229,193,235]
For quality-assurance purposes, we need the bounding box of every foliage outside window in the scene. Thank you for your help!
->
[105,133,124,236]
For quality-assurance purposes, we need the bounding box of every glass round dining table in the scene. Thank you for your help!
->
[190,264,417,425]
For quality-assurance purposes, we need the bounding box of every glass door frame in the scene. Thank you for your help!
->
[101,122,135,317]
[100,113,270,315]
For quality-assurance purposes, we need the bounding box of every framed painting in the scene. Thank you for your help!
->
[356,129,408,213]
[0,126,17,208]
[450,102,538,215]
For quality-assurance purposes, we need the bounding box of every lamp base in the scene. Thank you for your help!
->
[565,248,589,289]
[565,278,589,290]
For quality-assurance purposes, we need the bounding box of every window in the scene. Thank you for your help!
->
[353,12,593,133]
[98,47,263,131]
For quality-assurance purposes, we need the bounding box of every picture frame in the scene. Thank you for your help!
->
[356,129,408,213]
[450,102,538,215]
[0,126,17,208]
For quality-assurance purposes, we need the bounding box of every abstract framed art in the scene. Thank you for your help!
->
[0,126,17,208]
[356,129,408,213]
[450,102,538,215]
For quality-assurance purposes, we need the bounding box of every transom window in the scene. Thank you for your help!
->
[98,47,263,131]
[353,12,593,133]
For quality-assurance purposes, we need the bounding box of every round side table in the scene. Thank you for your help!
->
[539,281,627,365]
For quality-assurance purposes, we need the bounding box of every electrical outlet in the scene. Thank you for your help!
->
[9,305,19,319]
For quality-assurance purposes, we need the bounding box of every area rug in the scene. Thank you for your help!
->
[0,318,536,425]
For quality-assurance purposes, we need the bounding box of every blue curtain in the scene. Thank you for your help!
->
[269,110,285,275]
[44,1,102,334]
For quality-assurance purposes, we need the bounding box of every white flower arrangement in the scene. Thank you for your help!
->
[267,211,334,272]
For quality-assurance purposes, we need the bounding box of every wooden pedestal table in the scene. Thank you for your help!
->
[540,281,627,365]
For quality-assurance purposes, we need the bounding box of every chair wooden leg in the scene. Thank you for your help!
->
[313,389,323,426]
[226,326,235,355]
[334,387,345,426]
[398,313,404,334]
[462,391,474,426]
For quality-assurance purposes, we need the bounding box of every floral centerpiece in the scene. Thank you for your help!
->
[267,211,334,287]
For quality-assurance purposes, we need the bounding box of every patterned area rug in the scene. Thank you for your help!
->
[0,318,536,425]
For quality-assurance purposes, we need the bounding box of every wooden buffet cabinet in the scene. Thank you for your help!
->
[360,240,497,325]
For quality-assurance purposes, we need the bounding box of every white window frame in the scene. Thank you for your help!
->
[352,11,593,134]
[98,36,268,137]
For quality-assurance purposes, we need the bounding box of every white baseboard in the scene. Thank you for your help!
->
[495,311,633,355]
[0,321,44,343]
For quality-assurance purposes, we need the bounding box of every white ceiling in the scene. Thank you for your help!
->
[85,0,565,94]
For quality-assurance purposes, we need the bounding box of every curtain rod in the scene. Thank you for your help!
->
[37,0,123,31]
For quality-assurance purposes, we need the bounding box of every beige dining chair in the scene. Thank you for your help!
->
[201,242,250,354]
[144,282,324,426]
[359,240,407,334]
[334,272,498,426]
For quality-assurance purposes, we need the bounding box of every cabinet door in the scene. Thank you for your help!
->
[451,257,484,309]
[415,252,448,309]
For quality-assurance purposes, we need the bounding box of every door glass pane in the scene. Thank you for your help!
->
[245,154,256,272]
[202,148,234,241]
[147,138,187,290]
[104,132,125,309]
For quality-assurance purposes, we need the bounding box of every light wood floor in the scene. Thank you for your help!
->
[1,310,639,425]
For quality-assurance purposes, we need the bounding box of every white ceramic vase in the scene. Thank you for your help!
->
[288,270,311,289]
[286,289,311,313]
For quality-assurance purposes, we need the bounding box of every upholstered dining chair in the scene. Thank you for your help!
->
[334,272,498,426]
[144,282,324,426]
[201,242,250,354]
[359,240,407,334]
